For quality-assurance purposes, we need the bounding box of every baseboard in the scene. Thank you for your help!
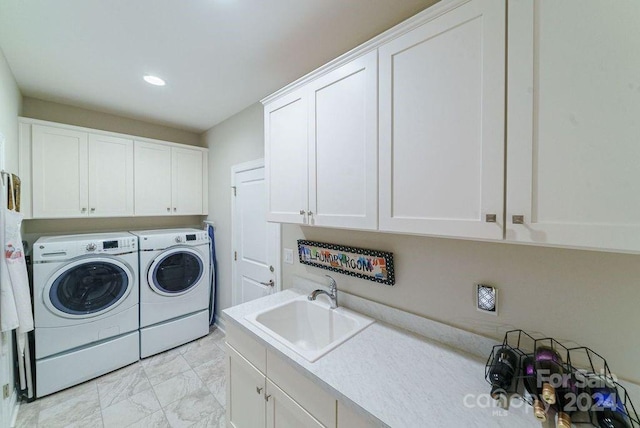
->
[9,390,18,428]
[213,317,227,334]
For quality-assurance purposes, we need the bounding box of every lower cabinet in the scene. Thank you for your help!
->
[226,324,372,428]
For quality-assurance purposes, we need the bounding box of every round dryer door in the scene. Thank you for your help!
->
[148,247,204,296]
[44,257,134,318]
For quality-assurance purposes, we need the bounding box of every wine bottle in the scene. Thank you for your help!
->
[522,356,548,422]
[557,377,580,428]
[534,346,563,404]
[488,347,518,400]
[592,387,632,428]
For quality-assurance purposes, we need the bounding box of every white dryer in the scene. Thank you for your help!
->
[32,232,139,397]
[131,228,210,358]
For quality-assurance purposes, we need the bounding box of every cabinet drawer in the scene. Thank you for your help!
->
[226,323,266,374]
[267,349,336,428]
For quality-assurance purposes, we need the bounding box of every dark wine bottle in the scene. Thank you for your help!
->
[522,356,548,422]
[488,347,518,400]
[592,387,632,428]
[557,377,580,428]
[534,345,563,404]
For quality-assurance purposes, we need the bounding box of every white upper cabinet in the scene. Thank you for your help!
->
[506,0,640,252]
[172,146,205,215]
[264,52,378,230]
[134,140,173,216]
[134,141,207,216]
[378,0,506,240]
[32,125,89,218]
[308,51,378,230]
[23,119,208,219]
[264,89,309,224]
[88,134,134,217]
[32,125,134,218]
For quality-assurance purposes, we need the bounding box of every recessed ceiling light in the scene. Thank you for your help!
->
[143,75,166,86]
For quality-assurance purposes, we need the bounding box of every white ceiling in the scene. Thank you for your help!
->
[0,0,436,133]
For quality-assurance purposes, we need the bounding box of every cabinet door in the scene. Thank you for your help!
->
[507,0,640,252]
[227,345,266,428]
[88,134,134,217]
[171,147,204,215]
[32,125,88,218]
[134,141,172,216]
[265,89,308,224]
[337,401,373,428]
[265,379,324,428]
[379,0,505,240]
[308,51,378,230]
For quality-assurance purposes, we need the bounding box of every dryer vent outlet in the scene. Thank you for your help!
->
[476,284,498,315]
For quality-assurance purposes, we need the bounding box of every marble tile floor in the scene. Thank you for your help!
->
[15,327,227,428]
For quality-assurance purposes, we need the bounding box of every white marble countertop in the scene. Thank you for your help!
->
[223,287,541,428]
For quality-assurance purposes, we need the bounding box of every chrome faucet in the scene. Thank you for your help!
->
[308,275,338,309]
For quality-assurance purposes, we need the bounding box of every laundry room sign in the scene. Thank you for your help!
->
[297,240,394,285]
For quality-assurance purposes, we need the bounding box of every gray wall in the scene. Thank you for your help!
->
[0,46,22,426]
[208,101,640,385]
[22,97,202,147]
[202,103,264,320]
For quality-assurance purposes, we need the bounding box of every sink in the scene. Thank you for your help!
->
[245,295,374,362]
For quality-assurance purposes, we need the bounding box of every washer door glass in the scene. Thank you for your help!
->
[150,249,204,295]
[49,261,129,316]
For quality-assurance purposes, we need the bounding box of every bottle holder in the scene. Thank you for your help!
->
[484,330,639,427]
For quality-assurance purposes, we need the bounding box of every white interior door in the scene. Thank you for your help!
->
[232,159,280,306]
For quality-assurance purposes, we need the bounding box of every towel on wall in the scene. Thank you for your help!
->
[0,174,33,353]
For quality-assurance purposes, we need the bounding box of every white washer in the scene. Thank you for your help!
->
[131,228,210,358]
[32,232,139,397]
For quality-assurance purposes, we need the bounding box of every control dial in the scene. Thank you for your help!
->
[86,243,97,252]
[175,236,183,243]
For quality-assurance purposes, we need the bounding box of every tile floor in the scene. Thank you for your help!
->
[15,328,227,428]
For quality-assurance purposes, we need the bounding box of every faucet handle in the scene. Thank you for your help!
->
[325,275,337,291]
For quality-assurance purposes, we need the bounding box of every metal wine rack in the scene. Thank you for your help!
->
[484,329,639,427]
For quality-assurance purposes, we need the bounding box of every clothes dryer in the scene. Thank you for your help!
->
[32,232,139,397]
[131,228,210,358]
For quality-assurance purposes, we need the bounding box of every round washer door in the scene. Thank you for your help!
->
[44,257,134,319]
[147,247,205,296]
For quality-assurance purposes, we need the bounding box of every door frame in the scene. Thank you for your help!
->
[231,158,282,306]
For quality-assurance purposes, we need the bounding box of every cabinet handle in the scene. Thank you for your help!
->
[485,214,497,223]
[264,394,271,402]
[256,386,263,395]
[173,207,177,212]
[81,208,87,213]
[90,208,96,213]
[299,209,305,215]
[512,215,525,224]
[307,211,313,216]
[167,207,171,212]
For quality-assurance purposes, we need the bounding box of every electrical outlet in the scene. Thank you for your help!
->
[477,284,498,315]
[284,248,294,264]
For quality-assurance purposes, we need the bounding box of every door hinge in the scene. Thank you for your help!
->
[234,251,237,261]
[2,384,8,399]
[231,186,236,196]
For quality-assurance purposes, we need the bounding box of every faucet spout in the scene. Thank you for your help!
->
[307,275,339,309]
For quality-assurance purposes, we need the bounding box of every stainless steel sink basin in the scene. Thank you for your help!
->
[245,295,374,362]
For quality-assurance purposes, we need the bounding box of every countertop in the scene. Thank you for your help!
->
[223,287,541,428]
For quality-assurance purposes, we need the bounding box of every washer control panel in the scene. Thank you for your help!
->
[34,235,138,261]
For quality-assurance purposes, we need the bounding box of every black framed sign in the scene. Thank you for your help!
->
[297,240,395,286]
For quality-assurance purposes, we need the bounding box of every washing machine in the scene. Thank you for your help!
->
[32,232,139,397]
[131,228,210,358]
